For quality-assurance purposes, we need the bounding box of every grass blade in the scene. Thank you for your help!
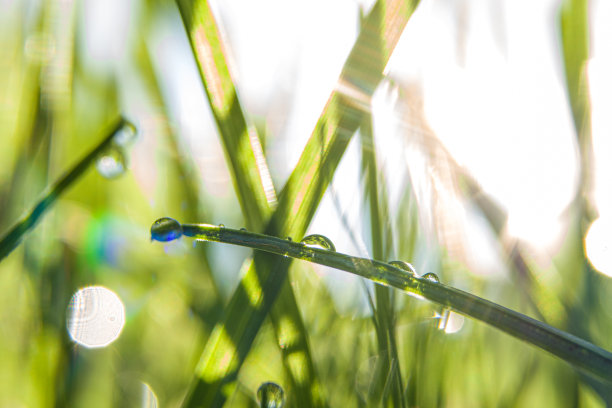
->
[360,114,404,407]
[178,1,420,406]
[173,1,322,405]
[157,223,612,385]
[176,0,275,231]
[0,117,133,263]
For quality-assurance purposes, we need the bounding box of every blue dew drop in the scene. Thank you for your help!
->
[96,146,127,179]
[257,382,285,408]
[422,272,440,283]
[300,234,336,252]
[150,217,183,242]
[388,260,416,275]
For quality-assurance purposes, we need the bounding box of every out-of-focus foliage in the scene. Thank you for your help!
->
[0,0,610,407]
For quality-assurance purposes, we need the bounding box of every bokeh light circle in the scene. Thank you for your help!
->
[66,286,125,348]
[585,217,612,278]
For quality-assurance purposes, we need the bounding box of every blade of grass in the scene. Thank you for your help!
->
[176,0,275,231]
[0,117,133,263]
[162,223,612,385]
[172,1,322,405]
[360,114,404,407]
[557,1,611,400]
[178,1,420,406]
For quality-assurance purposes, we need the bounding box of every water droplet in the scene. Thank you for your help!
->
[257,382,285,408]
[388,260,416,275]
[96,146,127,179]
[286,236,292,242]
[150,217,182,242]
[300,234,336,251]
[422,273,440,283]
[240,228,247,231]
[112,121,138,147]
[218,224,225,229]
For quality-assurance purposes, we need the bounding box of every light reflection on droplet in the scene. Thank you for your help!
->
[141,382,158,408]
[66,286,125,348]
[113,122,138,147]
[437,308,450,331]
[257,382,285,408]
[96,146,127,179]
[438,310,465,334]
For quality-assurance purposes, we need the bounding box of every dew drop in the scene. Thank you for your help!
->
[240,228,247,231]
[257,382,285,408]
[96,146,127,179]
[218,224,225,229]
[150,217,182,242]
[112,121,138,147]
[388,260,416,275]
[422,272,440,283]
[300,234,336,252]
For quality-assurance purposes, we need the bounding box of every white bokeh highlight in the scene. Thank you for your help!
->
[66,286,126,348]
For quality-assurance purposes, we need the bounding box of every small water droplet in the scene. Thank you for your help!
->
[388,260,416,275]
[422,273,440,283]
[240,227,247,231]
[112,121,138,147]
[257,382,285,408]
[300,234,336,251]
[150,217,182,242]
[96,146,127,179]
[286,236,292,242]
[218,224,225,229]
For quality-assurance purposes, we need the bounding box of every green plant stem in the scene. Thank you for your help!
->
[0,117,132,262]
[172,223,612,384]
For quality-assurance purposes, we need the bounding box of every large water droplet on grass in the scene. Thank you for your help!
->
[422,273,440,283]
[151,217,182,242]
[96,146,127,179]
[388,260,416,275]
[300,234,336,251]
[257,382,285,408]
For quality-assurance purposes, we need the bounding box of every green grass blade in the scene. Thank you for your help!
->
[172,1,321,405]
[0,117,133,263]
[178,1,420,406]
[360,114,405,407]
[176,0,275,231]
[156,223,612,385]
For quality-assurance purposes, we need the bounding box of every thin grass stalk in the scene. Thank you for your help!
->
[158,222,612,385]
[360,115,405,407]
[0,117,133,263]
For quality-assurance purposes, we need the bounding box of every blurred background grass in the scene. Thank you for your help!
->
[1,0,612,406]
